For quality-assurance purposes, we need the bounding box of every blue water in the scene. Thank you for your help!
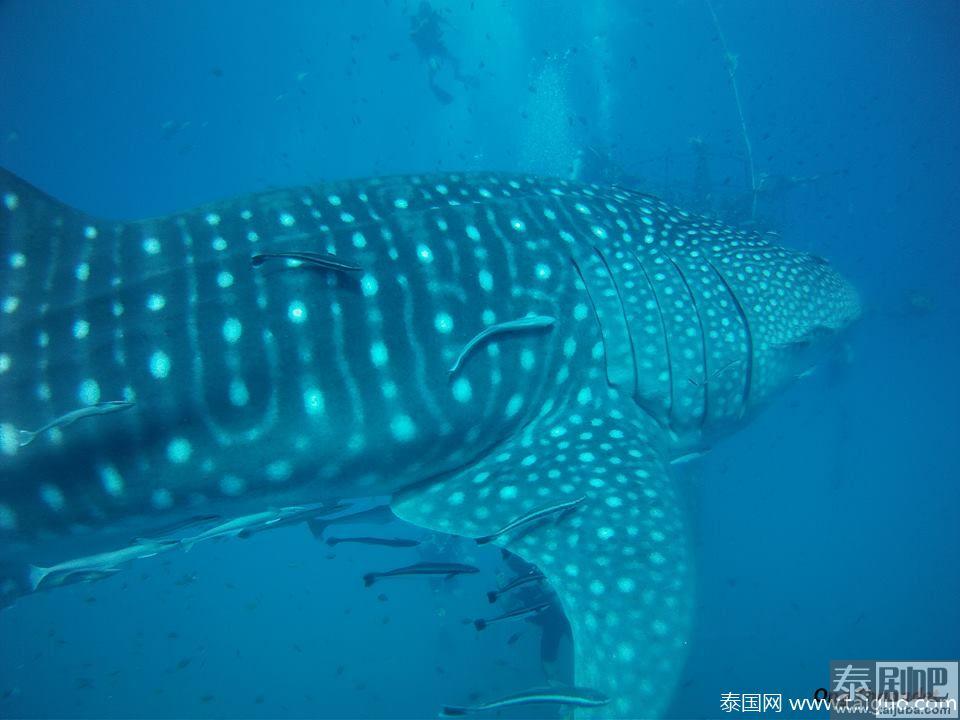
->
[1,1,957,717]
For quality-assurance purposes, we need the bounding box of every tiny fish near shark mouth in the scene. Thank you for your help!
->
[0,166,860,717]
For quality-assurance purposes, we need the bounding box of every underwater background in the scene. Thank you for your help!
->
[0,1,957,718]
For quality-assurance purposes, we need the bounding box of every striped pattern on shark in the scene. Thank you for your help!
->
[0,168,860,717]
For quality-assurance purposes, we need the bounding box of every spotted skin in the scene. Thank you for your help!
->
[393,392,687,717]
[0,168,859,717]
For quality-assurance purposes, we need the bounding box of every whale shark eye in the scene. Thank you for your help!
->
[807,253,830,266]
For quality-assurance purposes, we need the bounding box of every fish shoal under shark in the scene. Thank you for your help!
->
[0,167,860,717]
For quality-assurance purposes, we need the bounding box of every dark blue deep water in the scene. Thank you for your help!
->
[0,2,957,718]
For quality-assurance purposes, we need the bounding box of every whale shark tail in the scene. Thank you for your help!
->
[393,390,693,719]
[28,564,52,592]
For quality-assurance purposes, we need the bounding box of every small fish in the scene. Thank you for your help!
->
[363,562,479,587]
[475,496,585,544]
[687,359,743,388]
[137,514,221,540]
[306,501,393,540]
[487,571,545,603]
[29,539,177,591]
[670,450,707,466]
[473,601,551,630]
[18,400,135,447]
[250,251,362,274]
[449,315,556,375]
[441,685,610,715]
[179,507,304,551]
[325,536,420,548]
[36,568,122,589]
[235,502,343,539]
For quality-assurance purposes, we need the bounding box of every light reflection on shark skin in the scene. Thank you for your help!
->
[0,168,859,717]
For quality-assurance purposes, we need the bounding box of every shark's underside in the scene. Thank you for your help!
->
[0,167,859,716]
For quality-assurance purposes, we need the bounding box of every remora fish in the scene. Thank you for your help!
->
[441,685,610,716]
[363,562,479,587]
[474,497,585,544]
[305,501,396,541]
[473,600,552,630]
[448,315,556,375]
[179,508,301,551]
[326,536,421,548]
[234,502,347,539]
[0,168,860,718]
[137,514,222,540]
[29,539,178,591]
[250,251,362,274]
[17,400,135,447]
[36,568,122,590]
[487,571,545,603]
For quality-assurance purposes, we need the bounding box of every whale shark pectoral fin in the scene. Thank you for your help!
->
[391,394,694,718]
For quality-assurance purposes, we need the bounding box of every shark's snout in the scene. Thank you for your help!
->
[805,253,862,335]
[743,249,861,402]
[836,271,863,330]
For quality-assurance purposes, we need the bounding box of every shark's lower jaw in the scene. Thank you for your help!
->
[0,168,857,717]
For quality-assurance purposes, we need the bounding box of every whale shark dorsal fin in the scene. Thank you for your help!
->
[0,168,106,336]
[391,390,694,718]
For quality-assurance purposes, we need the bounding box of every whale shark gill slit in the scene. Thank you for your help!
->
[568,247,637,397]
[665,256,709,426]
[632,252,675,419]
[705,258,753,415]
[592,245,641,401]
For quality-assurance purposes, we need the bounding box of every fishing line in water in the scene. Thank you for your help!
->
[705,0,758,221]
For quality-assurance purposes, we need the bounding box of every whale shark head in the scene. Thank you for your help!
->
[738,246,861,407]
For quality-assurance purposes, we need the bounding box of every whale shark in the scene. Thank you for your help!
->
[0,167,860,717]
